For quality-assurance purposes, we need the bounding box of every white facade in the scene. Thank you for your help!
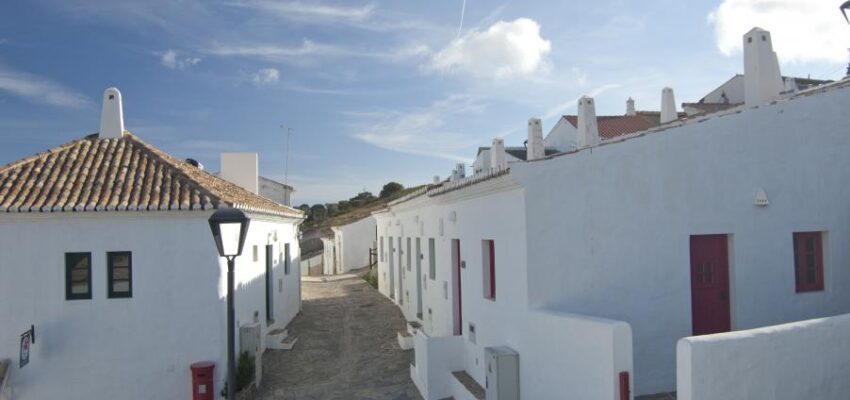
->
[542,116,578,153]
[0,211,302,400]
[259,176,294,207]
[330,216,377,274]
[374,45,850,396]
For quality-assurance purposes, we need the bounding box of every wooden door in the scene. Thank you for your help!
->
[690,235,731,335]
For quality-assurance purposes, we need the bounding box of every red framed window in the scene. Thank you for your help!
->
[793,232,824,292]
[482,240,495,300]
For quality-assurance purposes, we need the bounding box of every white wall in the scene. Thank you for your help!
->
[543,116,577,153]
[0,211,301,400]
[677,313,850,400]
[376,178,635,399]
[512,84,850,394]
[259,176,293,206]
[221,153,259,194]
[335,216,376,273]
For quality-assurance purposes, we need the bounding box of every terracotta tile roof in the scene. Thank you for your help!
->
[563,115,655,140]
[0,132,303,217]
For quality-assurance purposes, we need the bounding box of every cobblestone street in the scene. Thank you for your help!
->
[258,276,422,400]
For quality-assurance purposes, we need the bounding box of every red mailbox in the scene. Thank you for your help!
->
[190,362,215,400]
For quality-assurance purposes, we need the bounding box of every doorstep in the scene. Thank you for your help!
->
[451,371,485,400]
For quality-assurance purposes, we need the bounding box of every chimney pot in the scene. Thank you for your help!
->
[660,87,677,124]
[99,87,125,139]
[743,27,784,106]
[526,118,544,160]
[626,97,636,116]
[577,96,599,148]
[490,137,507,169]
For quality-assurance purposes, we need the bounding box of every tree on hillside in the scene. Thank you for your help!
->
[380,182,404,198]
[310,204,327,222]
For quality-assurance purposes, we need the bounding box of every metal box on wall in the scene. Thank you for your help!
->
[485,346,519,400]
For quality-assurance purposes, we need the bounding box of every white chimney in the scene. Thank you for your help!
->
[576,96,599,148]
[220,152,259,194]
[490,137,507,170]
[660,87,677,124]
[527,118,544,161]
[783,77,797,94]
[743,27,783,106]
[99,87,125,139]
[456,163,466,179]
[433,176,440,184]
[626,97,636,116]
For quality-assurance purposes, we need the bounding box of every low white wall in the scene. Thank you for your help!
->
[677,313,850,400]
[520,310,633,400]
[337,216,376,273]
[412,332,465,400]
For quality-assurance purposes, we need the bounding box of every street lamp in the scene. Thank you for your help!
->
[208,208,251,400]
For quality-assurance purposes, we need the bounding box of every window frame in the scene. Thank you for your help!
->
[428,238,436,280]
[284,243,291,275]
[107,251,133,299]
[793,231,825,293]
[482,240,496,300]
[65,252,93,300]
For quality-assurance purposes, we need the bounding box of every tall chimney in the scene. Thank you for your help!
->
[576,96,599,148]
[626,97,636,116]
[660,87,677,124]
[490,137,507,169]
[456,163,466,179]
[743,27,783,106]
[99,87,125,139]
[527,118,544,161]
[220,152,259,194]
[433,176,440,184]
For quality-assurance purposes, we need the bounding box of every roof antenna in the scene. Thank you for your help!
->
[842,1,850,76]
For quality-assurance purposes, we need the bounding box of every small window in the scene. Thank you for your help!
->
[793,232,824,292]
[66,252,92,300]
[428,238,436,280]
[482,240,495,300]
[284,243,291,275]
[107,251,132,298]
[253,245,258,262]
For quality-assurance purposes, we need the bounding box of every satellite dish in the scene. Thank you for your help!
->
[842,0,850,24]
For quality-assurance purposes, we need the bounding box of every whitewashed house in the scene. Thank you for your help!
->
[0,88,304,400]
[374,28,850,398]
[329,216,377,274]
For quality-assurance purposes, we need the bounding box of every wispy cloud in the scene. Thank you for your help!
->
[349,94,487,161]
[0,64,92,109]
[427,18,552,79]
[206,39,429,65]
[252,68,280,85]
[224,1,375,23]
[160,49,201,69]
[709,0,850,63]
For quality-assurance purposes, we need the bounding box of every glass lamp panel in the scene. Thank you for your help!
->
[219,222,243,256]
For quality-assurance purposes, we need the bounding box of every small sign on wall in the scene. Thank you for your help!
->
[20,325,34,368]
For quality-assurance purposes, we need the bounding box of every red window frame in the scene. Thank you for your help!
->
[793,231,824,292]
[483,240,496,300]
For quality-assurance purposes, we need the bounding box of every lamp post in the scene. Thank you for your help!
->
[208,208,251,400]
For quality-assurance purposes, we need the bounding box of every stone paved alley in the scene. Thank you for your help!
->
[258,275,422,400]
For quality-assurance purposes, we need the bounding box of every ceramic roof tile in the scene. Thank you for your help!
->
[0,132,303,218]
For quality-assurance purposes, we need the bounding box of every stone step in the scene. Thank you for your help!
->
[451,371,485,400]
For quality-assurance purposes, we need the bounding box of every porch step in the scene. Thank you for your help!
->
[407,320,423,336]
[397,330,414,350]
[451,371,485,400]
[266,329,297,351]
[636,392,677,400]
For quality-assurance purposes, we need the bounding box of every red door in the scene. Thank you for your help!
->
[690,235,731,335]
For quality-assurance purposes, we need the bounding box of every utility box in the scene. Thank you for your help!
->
[485,346,519,400]
[239,322,263,385]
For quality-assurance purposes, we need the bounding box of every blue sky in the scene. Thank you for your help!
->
[1,0,847,205]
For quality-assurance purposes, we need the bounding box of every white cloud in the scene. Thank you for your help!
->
[160,49,201,69]
[429,18,552,79]
[206,40,338,61]
[225,1,375,23]
[709,0,850,63]
[0,64,92,109]
[252,68,280,85]
[349,94,487,161]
